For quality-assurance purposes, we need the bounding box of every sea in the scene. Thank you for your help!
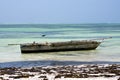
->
[0,24,120,67]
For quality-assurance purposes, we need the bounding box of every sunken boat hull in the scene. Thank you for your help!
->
[20,40,101,53]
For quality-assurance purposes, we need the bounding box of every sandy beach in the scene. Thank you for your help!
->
[0,64,120,80]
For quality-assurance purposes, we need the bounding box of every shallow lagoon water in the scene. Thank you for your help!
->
[0,24,120,63]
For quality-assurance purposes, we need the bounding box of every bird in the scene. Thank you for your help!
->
[41,34,46,37]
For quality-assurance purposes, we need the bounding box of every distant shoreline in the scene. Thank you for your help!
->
[0,23,120,25]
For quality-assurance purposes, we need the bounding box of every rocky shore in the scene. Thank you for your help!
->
[0,64,120,80]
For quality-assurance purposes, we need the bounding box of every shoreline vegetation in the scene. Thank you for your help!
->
[0,64,120,80]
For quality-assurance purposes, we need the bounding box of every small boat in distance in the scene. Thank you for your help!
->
[20,40,101,53]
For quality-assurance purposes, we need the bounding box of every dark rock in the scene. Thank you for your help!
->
[0,77,3,80]
[118,77,120,80]
[9,73,30,79]
[39,75,47,78]
[55,74,62,78]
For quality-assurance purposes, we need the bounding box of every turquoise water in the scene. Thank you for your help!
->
[0,24,120,62]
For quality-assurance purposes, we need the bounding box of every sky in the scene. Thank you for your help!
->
[0,0,120,24]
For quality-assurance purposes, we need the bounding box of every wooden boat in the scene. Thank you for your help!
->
[20,40,101,53]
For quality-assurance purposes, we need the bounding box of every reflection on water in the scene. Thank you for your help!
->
[21,50,98,60]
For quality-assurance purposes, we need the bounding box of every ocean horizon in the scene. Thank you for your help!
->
[0,23,120,67]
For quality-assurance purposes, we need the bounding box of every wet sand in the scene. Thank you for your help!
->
[0,64,120,80]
